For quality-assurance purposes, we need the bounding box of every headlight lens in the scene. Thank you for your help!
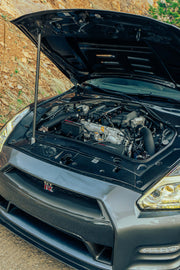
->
[137,163,180,210]
[0,107,30,152]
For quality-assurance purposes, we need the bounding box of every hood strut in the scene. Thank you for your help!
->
[31,31,41,144]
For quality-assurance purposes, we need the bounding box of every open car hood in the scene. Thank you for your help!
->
[12,9,180,88]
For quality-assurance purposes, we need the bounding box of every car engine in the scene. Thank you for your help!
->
[38,99,175,160]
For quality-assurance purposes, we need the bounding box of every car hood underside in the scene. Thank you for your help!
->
[11,9,180,88]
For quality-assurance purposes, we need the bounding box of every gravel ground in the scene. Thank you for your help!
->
[0,224,72,270]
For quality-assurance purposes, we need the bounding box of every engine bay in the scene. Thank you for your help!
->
[38,98,175,160]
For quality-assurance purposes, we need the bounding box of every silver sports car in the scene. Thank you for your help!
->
[0,9,180,270]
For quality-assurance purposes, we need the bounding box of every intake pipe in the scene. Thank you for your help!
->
[140,126,155,156]
[40,112,78,130]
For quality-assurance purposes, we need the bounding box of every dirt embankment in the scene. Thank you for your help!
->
[0,4,72,127]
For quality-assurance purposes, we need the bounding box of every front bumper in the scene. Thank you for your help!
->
[0,147,180,270]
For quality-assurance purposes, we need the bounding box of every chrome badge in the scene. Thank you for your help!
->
[44,181,54,192]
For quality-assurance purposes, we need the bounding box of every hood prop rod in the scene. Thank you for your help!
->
[31,31,41,144]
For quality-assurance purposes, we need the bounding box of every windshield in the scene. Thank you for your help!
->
[86,78,180,102]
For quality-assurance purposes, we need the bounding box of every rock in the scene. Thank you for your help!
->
[23,51,32,58]
[43,63,48,68]
[17,84,23,90]
[0,42,7,47]
[9,83,14,89]
[21,57,27,63]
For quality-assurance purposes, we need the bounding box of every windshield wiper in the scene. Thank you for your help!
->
[84,82,138,102]
[83,82,171,124]
[130,93,180,105]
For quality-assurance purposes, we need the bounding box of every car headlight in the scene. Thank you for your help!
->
[0,107,30,152]
[137,163,180,210]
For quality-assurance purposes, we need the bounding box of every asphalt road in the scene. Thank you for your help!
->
[0,224,72,270]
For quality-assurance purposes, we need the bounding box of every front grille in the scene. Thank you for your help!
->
[6,167,102,219]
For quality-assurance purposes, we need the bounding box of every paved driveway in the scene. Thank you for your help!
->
[0,224,72,270]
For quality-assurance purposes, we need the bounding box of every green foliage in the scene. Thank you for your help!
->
[1,13,7,21]
[0,115,7,125]
[149,0,180,27]
[18,90,22,97]
[17,98,23,105]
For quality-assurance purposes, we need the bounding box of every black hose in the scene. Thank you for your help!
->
[140,127,155,156]
[41,112,78,129]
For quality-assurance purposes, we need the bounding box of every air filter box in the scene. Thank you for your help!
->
[61,120,83,137]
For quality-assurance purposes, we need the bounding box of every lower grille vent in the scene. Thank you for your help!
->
[0,194,113,265]
[0,194,9,210]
